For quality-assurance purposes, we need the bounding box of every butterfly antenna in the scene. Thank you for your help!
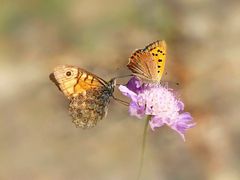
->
[112,96,129,106]
[163,72,180,86]
[161,80,180,87]
[112,74,133,80]
[113,74,133,86]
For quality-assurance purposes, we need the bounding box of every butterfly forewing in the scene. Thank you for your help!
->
[127,40,167,82]
[51,65,107,98]
[50,65,115,128]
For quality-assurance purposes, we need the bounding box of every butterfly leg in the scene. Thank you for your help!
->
[112,96,129,106]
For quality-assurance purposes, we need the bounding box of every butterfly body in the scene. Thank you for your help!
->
[127,40,167,82]
[50,65,115,128]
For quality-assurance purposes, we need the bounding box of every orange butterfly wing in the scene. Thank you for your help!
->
[50,65,107,98]
[127,40,167,82]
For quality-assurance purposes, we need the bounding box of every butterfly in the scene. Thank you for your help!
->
[49,65,116,128]
[127,40,167,82]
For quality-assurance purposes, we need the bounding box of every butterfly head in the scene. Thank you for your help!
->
[106,78,116,95]
[50,65,79,97]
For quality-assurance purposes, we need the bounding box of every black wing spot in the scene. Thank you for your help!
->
[66,71,72,76]
[158,71,160,73]
[158,59,162,62]
[158,65,161,68]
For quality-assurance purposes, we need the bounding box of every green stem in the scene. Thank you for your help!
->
[136,115,151,180]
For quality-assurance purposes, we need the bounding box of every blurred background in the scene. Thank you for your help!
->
[1,0,240,179]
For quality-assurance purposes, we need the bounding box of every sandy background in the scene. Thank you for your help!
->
[1,0,240,179]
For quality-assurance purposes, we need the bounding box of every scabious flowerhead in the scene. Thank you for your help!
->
[119,76,195,141]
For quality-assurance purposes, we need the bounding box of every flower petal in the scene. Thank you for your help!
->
[149,116,164,130]
[177,101,184,111]
[178,112,193,122]
[118,85,137,101]
[126,77,142,93]
[129,101,145,119]
[168,114,195,141]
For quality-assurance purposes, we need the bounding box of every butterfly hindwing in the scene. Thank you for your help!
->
[69,86,111,128]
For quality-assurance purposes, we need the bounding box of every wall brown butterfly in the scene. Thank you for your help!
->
[50,65,116,128]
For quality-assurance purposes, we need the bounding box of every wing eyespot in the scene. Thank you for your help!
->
[66,71,72,77]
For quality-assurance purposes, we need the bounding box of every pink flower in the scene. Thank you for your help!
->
[119,77,195,141]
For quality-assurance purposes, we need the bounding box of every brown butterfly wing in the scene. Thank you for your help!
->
[127,40,167,82]
[69,86,112,128]
[127,49,155,81]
